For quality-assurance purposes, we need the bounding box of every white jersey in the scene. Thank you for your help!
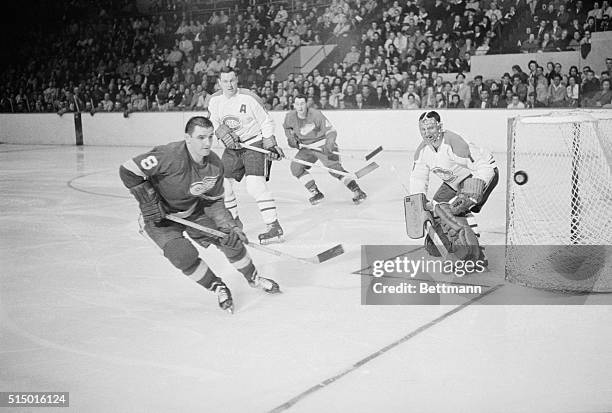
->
[409,130,496,195]
[208,88,275,143]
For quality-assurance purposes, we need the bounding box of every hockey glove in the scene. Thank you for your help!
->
[215,124,241,150]
[263,135,285,160]
[219,226,249,249]
[450,178,486,216]
[129,181,165,224]
[288,134,301,149]
[323,138,339,161]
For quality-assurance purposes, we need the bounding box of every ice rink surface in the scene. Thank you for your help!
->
[1,144,611,412]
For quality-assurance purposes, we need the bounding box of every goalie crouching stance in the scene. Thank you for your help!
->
[406,111,498,264]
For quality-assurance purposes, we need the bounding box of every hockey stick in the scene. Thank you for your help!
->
[241,143,380,179]
[166,214,345,264]
[301,144,383,161]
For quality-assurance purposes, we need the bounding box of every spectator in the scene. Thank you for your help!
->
[581,69,601,104]
[371,85,390,108]
[584,78,612,107]
[343,46,361,66]
[566,76,580,107]
[548,74,567,107]
[403,93,420,109]
[507,94,526,109]
[454,73,472,108]
[447,94,465,108]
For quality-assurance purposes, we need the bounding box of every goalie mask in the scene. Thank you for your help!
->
[419,111,443,147]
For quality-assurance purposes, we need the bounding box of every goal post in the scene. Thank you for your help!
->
[505,112,612,293]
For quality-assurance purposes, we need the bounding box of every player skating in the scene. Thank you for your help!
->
[282,94,367,205]
[407,111,499,261]
[119,116,280,314]
[207,68,285,244]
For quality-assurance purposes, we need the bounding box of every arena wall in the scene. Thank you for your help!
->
[1,109,608,152]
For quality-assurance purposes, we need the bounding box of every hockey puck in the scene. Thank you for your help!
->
[514,170,528,185]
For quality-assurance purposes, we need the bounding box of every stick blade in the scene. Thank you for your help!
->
[314,244,345,263]
[364,146,383,161]
[355,162,379,179]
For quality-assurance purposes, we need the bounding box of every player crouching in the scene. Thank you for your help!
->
[119,116,280,313]
[407,111,499,265]
[283,95,367,205]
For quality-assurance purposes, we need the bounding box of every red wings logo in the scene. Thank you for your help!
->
[431,167,457,182]
[189,176,217,196]
[222,116,242,130]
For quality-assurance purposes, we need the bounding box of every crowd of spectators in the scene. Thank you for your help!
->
[0,0,611,115]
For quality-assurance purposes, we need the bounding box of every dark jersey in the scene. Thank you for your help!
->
[123,141,225,215]
[283,108,337,146]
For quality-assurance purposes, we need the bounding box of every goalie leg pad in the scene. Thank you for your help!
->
[163,238,199,271]
[435,204,481,261]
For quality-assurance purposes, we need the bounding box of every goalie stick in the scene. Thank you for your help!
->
[241,143,380,179]
[166,214,345,264]
[404,194,451,259]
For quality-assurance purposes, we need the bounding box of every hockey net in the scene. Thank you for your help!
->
[506,112,612,292]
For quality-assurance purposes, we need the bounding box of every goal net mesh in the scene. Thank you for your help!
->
[506,112,612,292]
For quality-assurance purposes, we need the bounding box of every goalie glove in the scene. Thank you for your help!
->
[450,177,486,216]
[215,124,241,150]
[263,135,285,160]
[435,203,480,261]
[219,225,249,249]
[129,181,165,224]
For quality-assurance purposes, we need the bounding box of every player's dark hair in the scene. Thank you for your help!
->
[419,111,441,123]
[185,116,213,134]
[294,93,307,101]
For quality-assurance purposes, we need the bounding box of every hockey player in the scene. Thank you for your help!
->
[409,111,499,259]
[119,116,280,314]
[208,68,286,244]
[282,94,367,205]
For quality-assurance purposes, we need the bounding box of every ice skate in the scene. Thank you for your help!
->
[258,220,284,244]
[212,281,234,313]
[308,189,325,205]
[248,272,281,294]
[352,188,367,204]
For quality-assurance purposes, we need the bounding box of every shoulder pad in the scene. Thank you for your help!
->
[238,88,265,105]
[443,130,470,158]
[414,141,427,161]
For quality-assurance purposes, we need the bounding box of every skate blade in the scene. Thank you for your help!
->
[220,301,234,314]
[259,235,285,245]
